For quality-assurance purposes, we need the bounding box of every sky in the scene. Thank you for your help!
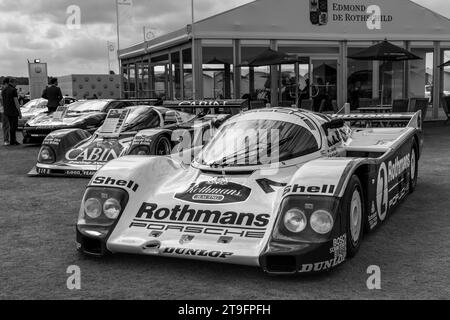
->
[0,0,449,77]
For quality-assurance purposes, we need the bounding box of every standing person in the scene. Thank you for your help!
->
[1,79,11,145]
[1,78,22,146]
[42,77,63,112]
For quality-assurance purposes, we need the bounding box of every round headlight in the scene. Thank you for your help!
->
[103,198,121,220]
[284,208,307,233]
[310,210,334,234]
[40,149,51,160]
[84,198,102,219]
[38,146,55,163]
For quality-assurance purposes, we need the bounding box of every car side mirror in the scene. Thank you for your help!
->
[322,119,344,134]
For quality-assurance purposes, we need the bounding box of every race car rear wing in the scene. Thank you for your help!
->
[117,99,160,106]
[332,112,423,129]
[162,99,266,115]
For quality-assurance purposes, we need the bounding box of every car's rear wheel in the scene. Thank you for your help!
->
[343,175,364,259]
[409,142,418,194]
[152,135,172,156]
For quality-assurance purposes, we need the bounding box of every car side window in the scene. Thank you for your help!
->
[131,110,161,131]
[326,128,343,147]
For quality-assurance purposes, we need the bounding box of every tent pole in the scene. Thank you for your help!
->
[295,62,299,108]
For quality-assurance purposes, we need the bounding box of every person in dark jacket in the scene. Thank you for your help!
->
[1,78,22,146]
[1,79,11,145]
[42,78,63,112]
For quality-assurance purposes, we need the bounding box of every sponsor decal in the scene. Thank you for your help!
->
[327,129,342,147]
[91,176,139,192]
[129,221,265,239]
[132,135,153,146]
[162,247,233,259]
[178,101,232,107]
[256,179,287,194]
[376,163,388,222]
[65,147,119,163]
[36,167,96,176]
[43,137,62,146]
[36,167,50,175]
[389,185,408,209]
[65,170,97,176]
[298,255,345,273]
[368,202,378,230]
[174,178,251,204]
[387,154,411,184]
[283,184,336,197]
[330,234,346,259]
[135,203,270,228]
[299,235,346,273]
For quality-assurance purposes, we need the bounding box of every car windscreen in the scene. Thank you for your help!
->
[22,99,46,111]
[197,119,319,167]
[121,107,160,131]
[67,101,109,113]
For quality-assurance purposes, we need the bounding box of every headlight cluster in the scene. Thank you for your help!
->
[273,196,339,243]
[38,146,56,164]
[129,145,150,156]
[79,187,128,227]
[283,208,333,235]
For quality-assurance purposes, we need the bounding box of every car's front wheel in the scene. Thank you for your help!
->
[343,175,364,259]
[152,135,172,156]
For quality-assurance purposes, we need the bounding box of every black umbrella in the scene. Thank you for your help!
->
[207,57,229,65]
[347,40,421,62]
[348,40,422,106]
[438,60,450,68]
[240,48,300,67]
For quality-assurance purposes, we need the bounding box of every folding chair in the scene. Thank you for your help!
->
[392,99,409,113]
[300,99,313,111]
[409,98,429,121]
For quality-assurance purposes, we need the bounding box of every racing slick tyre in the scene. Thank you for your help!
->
[152,135,172,156]
[409,141,419,194]
[343,175,364,259]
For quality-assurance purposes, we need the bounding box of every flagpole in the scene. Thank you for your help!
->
[115,0,122,98]
[191,0,196,100]
[107,42,111,73]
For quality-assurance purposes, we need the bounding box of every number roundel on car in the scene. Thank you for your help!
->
[376,162,389,222]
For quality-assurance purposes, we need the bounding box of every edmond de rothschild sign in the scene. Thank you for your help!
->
[310,0,393,27]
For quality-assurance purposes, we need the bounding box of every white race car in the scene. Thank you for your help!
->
[76,108,423,274]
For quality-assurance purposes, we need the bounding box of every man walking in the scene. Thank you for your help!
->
[1,78,22,146]
[0,79,11,145]
[42,77,63,112]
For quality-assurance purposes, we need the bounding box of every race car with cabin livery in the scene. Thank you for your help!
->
[76,107,423,274]
[30,100,246,178]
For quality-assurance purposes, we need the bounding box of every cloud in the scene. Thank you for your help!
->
[0,0,448,77]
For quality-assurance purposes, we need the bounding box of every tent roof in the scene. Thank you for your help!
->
[192,0,450,41]
[120,0,450,58]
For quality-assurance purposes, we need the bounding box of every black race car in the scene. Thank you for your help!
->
[22,100,134,144]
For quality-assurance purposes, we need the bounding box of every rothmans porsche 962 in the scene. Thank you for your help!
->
[29,100,247,178]
[75,107,423,274]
